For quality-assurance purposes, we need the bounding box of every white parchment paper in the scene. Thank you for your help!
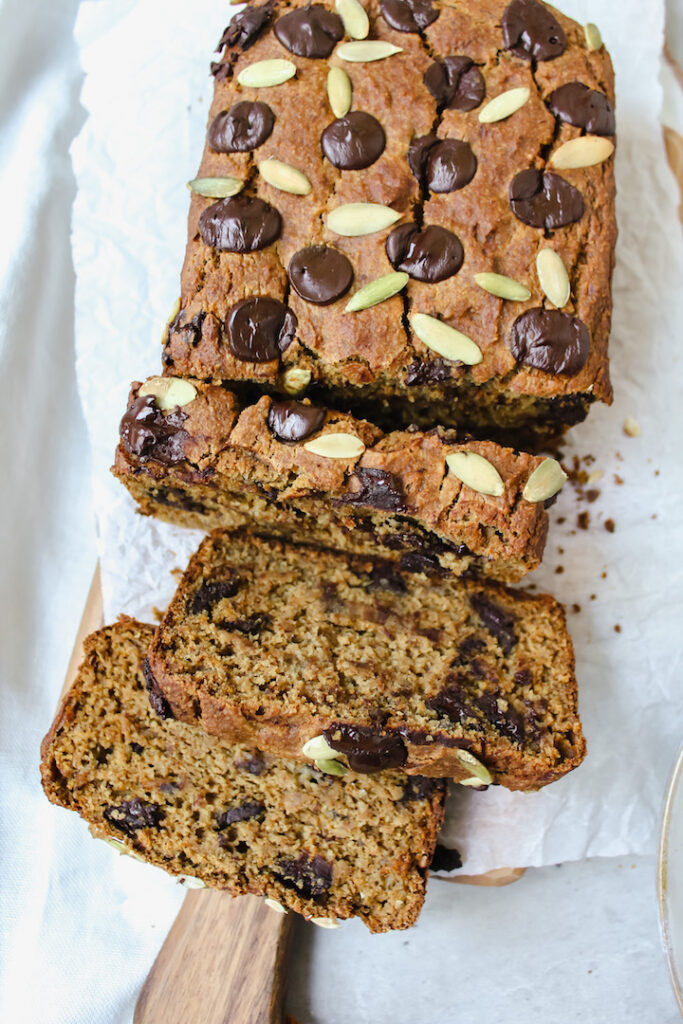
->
[72,0,683,875]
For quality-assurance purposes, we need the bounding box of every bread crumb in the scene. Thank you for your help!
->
[555,565,564,574]
[571,603,581,614]
[614,624,621,633]
[604,519,615,533]
[577,512,590,530]
[623,416,641,437]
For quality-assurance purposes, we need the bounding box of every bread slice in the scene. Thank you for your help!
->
[41,619,446,932]
[148,529,585,789]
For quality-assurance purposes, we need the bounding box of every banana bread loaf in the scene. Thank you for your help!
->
[41,619,446,932]
[113,377,564,582]
[161,0,616,444]
[147,529,585,789]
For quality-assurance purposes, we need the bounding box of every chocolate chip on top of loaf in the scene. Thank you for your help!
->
[114,378,567,582]
[41,620,445,932]
[161,0,616,445]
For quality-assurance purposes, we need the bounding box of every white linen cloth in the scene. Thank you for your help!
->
[0,1,680,1021]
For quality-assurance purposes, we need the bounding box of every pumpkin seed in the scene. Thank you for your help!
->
[336,40,402,62]
[335,0,369,39]
[327,202,401,236]
[536,248,570,308]
[178,875,206,889]
[550,136,614,169]
[345,272,408,312]
[303,432,366,458]
[478,87,530,124]
[522,458,567,503]
[258,158,311,195]
[139,376,197,411]
[458,777,489,788]
[584,22,603,51]
[302,734,339,760]
[311,917,342,928]
[455,749,493,785]
[237,59,296,88]
[623,416,641,438]
[282,366,312,394]
[161,297,181,345]
[327,65,352,117]
[265,898,288,914]
[187,176,243,198]
[474,272,530,302]
[445,451,505,498]
[410,313,482,365]
[315,758,349,777]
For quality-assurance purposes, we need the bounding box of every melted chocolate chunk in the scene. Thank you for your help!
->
[386,223,463,282]
[430,844,463,872]
[267,399,326,442]
[143,658,174,720]
[399,551,448,575]
[339,468,407,512]
[469,593,517,654]
[216,802,265,829]
[399,776,443,803]
[509,169,584,230]
[321,112,386,170]
[216,614,271,635]
[288,246,354,305]
[367,563,408,594]
[103,798,165,839]
[152,487,208,515]
[382,529,469,558]
[226,297,297,363]
[198,195,281,253]
[380,0,439,33]
[210,59,235,82]
[274,853,333,899]
[189,576,242,616]
[274,5,343,58]
[547,82,615,136]
[404,357,454,385]
[502,0,566,62]
[208,101,275,153]
[235,754,267,775]
[476,692,525,744]
[129,743,143,755]
[426,682,483,728]
[217,0,275,52]
[119,395,189,467]
[170,310,205,347]
[409,135,477,193]
[509,308,590,376]
[323,724,408,773]
[423,56,485,112]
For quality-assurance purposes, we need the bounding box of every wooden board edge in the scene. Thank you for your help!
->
[61,562,104,701]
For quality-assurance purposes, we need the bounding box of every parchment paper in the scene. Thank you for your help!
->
[72,0,683,874]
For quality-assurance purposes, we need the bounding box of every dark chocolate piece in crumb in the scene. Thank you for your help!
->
[321,112,386,171]
[274,853,333,899]
[274,5,343,59]
[408,135,477,193]
[215,614,271,636]
[426,682,482,728]
[509,308,590,377]
[235,754,267,775]
[424,56,485,112]
[267,400,326,442]
[386,224,464,283]
[430,844,463,872]
[547,82,615,136]
[143,658,174,720]
[509,170,584,230]
[226,297,297,363]
[324,724,408,773]
[380,0,439,33]
[338,467,407,512]
[288,246,353,306]
[367,562,408,594]
[399,776,443,803]
[216,0,275,52]
[469,593,517,654]
[208,101,275,153]
[502,0,566,62]
[216,802,266,829]
[119,395,189,467]
[189,576,242,616]
[198,196,281,253]
[103,798,165,839]
[404,357,454,385]
[476,692,525,745]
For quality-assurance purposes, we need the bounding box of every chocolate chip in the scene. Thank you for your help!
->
[198,196,281,253]
[408,135,477,193]
[288,246,354,306]
[430,844,463,872]
[423,56,485,112]
[189,577,242,616]
[130,742,144,755]
[399,551,447,575]
[119,395,189,467]
[339,467,407,511]
[386,223,463,282]
[399,776,444,803]
[267,399,326,442]
[226,297,297,363]
[547,82,615,136]
[103,798,165,839]
[469,592,517,654]
[323,724,408,773]
[216,802,266,829]
[274,5,343,58]
[152,487,209,515]
[426,682,484,728]
[367,563,408,594]
[404,357,454,385]
[382,529,469,558]
[210,60,234,82]
[476,692,525,744]
[509,169,584,230]
[217,0,274,52]
[274,853,333,899]
[509,308,590,376]
[321,112,386,170]
[216,614,271,635]
[143,658,174,720]
[502,0,566,62]
[380,0,439,33]
[208,101,275,153]
[235,754,267,775]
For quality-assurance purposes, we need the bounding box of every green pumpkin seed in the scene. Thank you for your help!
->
[410,313,482,365]
[302,734,339,760]
[315,758,349,777]
[139,376,197,411]
[258,158,311,195]
[455,749,493,785]
[187,176,243,198]
[536,248,570,308]
[238,59,296,88]
[474,272,531,302]
[265,898,288,914]
[327,65,352,117]
[522,458,567,503]
[345,272,408,312]
[478,87,530,124]
[303,433,366,459]
[311,917,343,928]
[336,40,402,62]
[282,366,312,394]
[550,136,614,169]
[327,202,401,236]
[335,0,369,39]
[584,22,603,51]
[445,451,505,498]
